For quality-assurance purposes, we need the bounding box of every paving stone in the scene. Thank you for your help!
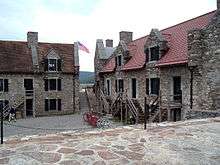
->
[98,151,119,160]
[93,160,106,165]
[115,150,144,160]
[0,157,9,164]
[76,150,94,156]
[0,149,15,157]
[22,152,62,163]
[128,143,145,152]
[112,145,125,150]
[59,160,81,165]
[140,138,146,142]
[57,148,77,154]
[89,145,108,150]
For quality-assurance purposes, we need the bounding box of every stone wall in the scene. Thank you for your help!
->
[160,65,191,119]
[0,73,78,117]
[188,10,220,112]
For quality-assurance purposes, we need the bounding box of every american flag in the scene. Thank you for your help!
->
[77,41,90,53]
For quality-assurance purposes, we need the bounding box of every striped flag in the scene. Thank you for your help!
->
[77,41,90,53]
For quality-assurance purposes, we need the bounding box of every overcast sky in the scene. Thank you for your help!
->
[0,0,216,71]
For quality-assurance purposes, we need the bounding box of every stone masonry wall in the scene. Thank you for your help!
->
[188,10,220,112]
[0,73,78,117]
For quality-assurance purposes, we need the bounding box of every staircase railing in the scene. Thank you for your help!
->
[99,89,110,113]
[148,96,160,123]
[111,93,123,116]
[1,96,25,119]
[124,92,139,124]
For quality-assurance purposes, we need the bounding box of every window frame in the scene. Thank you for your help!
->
[45,99,62,111]
[106,79,111,96]
[44,78,62,91]
[149,46,160,62]
[150,78,160,95]
[0,79,8,92]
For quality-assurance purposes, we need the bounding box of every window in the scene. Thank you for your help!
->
[150,78,160,95]
[115,79,124,93]
[131,78,137,98]
[45,99,62,111]
[118,79,124,93]
[44,79,61,91]
[115,55,122,67]
[44,59,61,72]
[106,79,111,96]
[0,79,8,92]
[150,46,159,61]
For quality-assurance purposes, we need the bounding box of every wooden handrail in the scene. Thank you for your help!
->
[125,93,139,123]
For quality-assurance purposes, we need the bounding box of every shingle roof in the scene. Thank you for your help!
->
[0,41,75,73]
[101,11,215,73]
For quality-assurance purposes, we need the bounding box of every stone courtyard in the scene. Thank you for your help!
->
[0,117,220,165]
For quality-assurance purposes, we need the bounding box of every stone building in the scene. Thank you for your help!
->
[94,1,220,122]
[0,32,80,118]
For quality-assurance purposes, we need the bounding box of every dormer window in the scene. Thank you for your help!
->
[44,49,62,72]
[115,55,122,67]
[150,46,159,61]
[44,59,61,72]
[48,59,57,71]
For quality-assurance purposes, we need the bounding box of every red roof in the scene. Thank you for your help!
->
[101,11,215,72]
[0,41,75,73]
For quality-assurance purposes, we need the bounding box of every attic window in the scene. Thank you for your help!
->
[115,55,122,67]
[150,46,159,61]
[45,59,61,72]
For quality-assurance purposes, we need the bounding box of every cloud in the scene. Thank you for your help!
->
[0,0,216,71]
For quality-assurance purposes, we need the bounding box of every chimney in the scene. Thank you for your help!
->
[105,39,113,47]
[218,0,220,10]
[27,32,38,48]
[119,31,133,44]
[27,32,39,69]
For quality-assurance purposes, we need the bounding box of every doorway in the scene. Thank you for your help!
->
[26,99,33,117]
[170,108,181,122]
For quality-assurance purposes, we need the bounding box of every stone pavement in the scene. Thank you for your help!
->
[0,117,220,165]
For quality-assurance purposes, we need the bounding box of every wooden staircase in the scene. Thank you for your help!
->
[1,96,24,119]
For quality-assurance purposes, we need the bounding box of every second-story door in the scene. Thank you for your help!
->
[173,76,181,102]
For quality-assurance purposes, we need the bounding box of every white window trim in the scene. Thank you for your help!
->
[46,98,61,111]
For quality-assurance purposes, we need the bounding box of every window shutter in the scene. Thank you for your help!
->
[57,59,62,71]
[58,79,62,91]
[44,79,48,91]
[58,99,61,111]
[44,59,48,71]
[4,79,8,92]
[45,99,48,111]
[146,78,149,95]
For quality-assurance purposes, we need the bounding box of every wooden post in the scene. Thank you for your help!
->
[120,98,123,123]
[144,97,147,130]
[125,100,128,124]
[1,105,3,144]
